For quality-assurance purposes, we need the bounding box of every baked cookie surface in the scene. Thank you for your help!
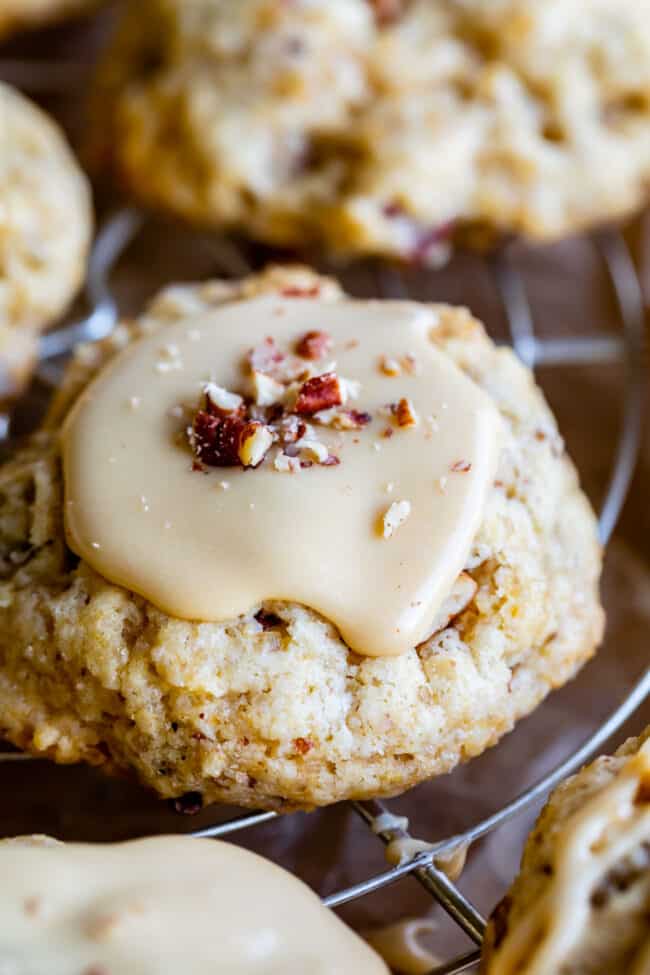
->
[0,835,388,973]
[482,726,650,975]
[0,0,99,38]
[90,0,650,260]
[0,267,603,810]
[1,84,92,398]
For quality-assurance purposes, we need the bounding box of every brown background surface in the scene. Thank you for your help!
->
[1,7,650,965]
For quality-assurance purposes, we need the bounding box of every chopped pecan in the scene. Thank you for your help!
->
[192,413,271,468]
[255,609,283,630]
[277,415,308,444]
[297,438,330,464]
[239,422,274,467]
[450,460,472,473]
[370,0,407,25]
[293,737,313,755]
[172,791,204,816]
[296,330,332,360]
[249,369,285,406]
[281,284,320,298]
[382,499,412,538]
[247,336,285,375]
[393,397,419,428]
[274,452,302,473]
[380,356,401,377]
[316,408,372,430]
[204,382,244,416]
[293,373,343,415]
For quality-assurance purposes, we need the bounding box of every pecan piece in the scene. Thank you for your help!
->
[204,382,244,416]
[192,413,272,468]
[382,499,412,538]
[370,0,407,25]
[293,737,313,755]
[247,336,285,375]
[238,422,274,468]
[281,284,320,298]
[296,330,332,360]
[293,373,343,415]
[249,369,285,406]
[393,397,419,428]
[172,791,204,816]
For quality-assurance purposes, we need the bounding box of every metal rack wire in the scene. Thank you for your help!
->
[0,206,646,973]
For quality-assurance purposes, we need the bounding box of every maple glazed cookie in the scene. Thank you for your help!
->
[0,0,99,38]
[1,83,92,399]
[89,0,650,261]
[482,726,650,975]
[0,835,388,973]
[0,267,603,810]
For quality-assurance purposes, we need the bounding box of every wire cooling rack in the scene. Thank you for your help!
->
[0,205,646,973]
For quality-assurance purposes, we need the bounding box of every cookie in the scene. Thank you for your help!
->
[482,726,650,974]
[89,0,650,260]
[0,834,388,972]
[0,0,99,38]
[1,83,93,399]
[0,266,603,810]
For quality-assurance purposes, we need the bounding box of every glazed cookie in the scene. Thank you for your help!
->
[0,267,603,810]
[1,83,92,399]
[0,835,388,972]
[90,0,650,260]
[0,0,99,38]
[482,726,650,974]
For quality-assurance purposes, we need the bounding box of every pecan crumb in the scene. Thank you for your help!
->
[380,356,401,377]
[281,285,320,298]
[24,896,41,917]
[296,330,332,360]
[401,354,419,375]
[247,336,285,375]
[255,609,283,630]
[274,452,302,474]
[382,500,412,538]
[204,382,243,415]
[172,791,204,816]
[393,397,419,428]
[370,0,407,25]
[294,737,313,755]
[450,460,472,473]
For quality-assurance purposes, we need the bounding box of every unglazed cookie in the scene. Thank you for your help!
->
[0,835,388,972]
[482,727,650,975]
[0,267,603,810]
[1,84,92,399]
[0,0,99,38]
[89,0,650,260]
